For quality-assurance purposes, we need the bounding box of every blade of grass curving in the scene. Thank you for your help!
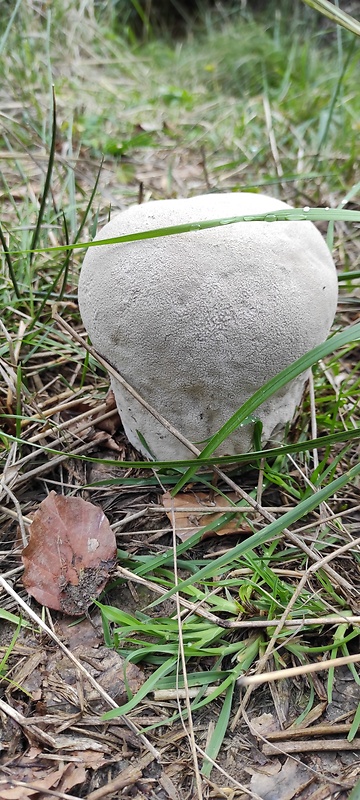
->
[73,156,104,246]
[2,418,360,471]
[9,207,360,257]
[349,778,360,800]
[29,259,70,331]
[0,223,20,299]
[348,703,360,743]
[0,610,29,628]
[29,156,104,325]
[129,0,152,37]
[59,210,70,302]
[339,181,360,208]
[302,0,360,36]
[172,322,360,494]
[29,87,57,265]
[102,657,177,719]
[315,38,356,165]
[116,642,260,730]
[149,457,360,607]
[0,618,22,676]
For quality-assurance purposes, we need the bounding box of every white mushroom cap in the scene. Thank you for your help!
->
[78,193,338,460]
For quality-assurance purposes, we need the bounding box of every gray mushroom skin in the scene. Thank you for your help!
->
[78,193,338,460]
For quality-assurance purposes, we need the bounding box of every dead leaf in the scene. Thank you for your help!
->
[94,389,122,434]
[245,760,282,778]
[0,760,85,799]
[71,749,108,770]
[0,784,35,799]
[162,490,252,542]
[22,492,116,615]
[57,762,87,793]
[250,712,281,738]
[160,771,181,799]
[91,429,124,453]
[300,787,341,800]
[250,757,313,800]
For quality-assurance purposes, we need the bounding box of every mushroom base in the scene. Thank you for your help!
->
[110,370,309,461]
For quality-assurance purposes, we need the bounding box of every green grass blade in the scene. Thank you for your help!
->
[0,222,20,299]
[0,618,22,674]
[201,683,234,777]
[349,777,360,800]
[302,0,360,36]
[338,271,360,282]
[29,87,57,263]
[0,610,29,627]
[29,157,104,324]
[315,38,356,160]
[73,156,104,246]
[9,207,360,257]
[58,211,70,302]
[102,657,177,719]
[29,259,70,330]
[2,420,360,471]
[348,703,360,743]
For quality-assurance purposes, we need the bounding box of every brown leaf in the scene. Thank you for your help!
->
[250,712,281,738]
[64,390,121,436]
[57,763,87,793]
[250,758,312,800]
[0,785,35,799]
[72,749,108,770]
[22,492,116,615]
[160,771,181,800]
[162,490,252,542]
[94,389,122,434]
[0,761,85,800]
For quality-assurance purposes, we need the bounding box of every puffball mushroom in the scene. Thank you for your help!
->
[78,193,338,460]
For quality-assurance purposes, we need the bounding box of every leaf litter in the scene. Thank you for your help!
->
[162,489,253,541]
[0,760,86,800]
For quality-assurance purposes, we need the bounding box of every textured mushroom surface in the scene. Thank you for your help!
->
[78,193,338,459]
